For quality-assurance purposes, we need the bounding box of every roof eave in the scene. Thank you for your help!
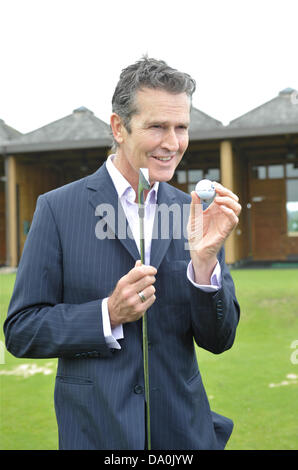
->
[0,137,113,155]
[189,123,298,141]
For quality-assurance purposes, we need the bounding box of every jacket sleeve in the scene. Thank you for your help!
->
[189,247,240,354]
[3,194,114,359]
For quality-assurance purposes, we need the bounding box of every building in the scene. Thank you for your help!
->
[0,107,111,266]
[1,89,298,267]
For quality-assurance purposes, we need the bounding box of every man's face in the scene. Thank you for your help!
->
[113,87,190,191]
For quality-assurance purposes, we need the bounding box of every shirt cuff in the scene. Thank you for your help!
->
[187,260,222,292]
[101,298,124,349]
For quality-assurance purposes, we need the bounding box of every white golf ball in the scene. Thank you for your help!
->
[195,179,216,201]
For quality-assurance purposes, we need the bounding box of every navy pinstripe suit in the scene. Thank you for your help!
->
[4,162,240,450]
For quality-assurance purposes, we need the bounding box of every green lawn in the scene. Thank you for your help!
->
[1,269,298,450]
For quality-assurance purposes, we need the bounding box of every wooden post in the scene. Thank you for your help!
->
[220,140,237,265]
[5,155,18,267]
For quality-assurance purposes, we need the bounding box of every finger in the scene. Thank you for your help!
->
[136,284,156,303]
[213,182,239,202]
[214,196,242,215]
[135,291,156,313]
[126,263,157,284]
[219,204,239,225]
[142,293,156,310]
[134,274,156,294]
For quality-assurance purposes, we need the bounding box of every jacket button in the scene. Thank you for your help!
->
[134,385,144,394]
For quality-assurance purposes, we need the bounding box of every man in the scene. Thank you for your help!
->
[4,57,241,450]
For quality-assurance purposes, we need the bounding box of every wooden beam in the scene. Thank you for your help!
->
[220,140,238,264]
[5,156,18,267]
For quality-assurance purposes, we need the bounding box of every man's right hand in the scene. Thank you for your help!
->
[108,260,157,328]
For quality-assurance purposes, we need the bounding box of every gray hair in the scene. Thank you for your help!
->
[110,56,196,148]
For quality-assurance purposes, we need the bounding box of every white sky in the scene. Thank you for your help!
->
[1,0,297,134]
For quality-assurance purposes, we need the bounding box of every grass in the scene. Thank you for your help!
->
[1,269,298,450]
[0,274,58,450]
[198,269,298,450]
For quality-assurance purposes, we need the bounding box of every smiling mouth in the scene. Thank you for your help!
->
[151,155,175,162]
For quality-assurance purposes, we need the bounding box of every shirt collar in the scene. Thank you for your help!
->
[106,154,159,205]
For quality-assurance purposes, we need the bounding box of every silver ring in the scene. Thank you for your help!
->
[138,291,146,303]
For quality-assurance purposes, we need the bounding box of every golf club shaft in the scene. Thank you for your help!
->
[138,188,151,450]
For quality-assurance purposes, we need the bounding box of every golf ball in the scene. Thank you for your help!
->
[195,179,216,201]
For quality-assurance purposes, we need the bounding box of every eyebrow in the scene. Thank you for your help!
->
[145,120,190,127]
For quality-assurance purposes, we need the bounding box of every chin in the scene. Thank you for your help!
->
[150,170,175,184]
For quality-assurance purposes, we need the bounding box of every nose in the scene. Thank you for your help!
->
[161,128,179,152]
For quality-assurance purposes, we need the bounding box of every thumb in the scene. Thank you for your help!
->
[135,259,142,267]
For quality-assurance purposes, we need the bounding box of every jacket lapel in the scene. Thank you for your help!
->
[86,163,140,262]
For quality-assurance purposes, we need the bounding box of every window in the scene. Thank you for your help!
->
[205,168,220,181]
[252,165,266,179]
[176,170,187,184]
[286,179,298,236]
[252,164,287,179]
[268,164,284,178]
[286,163,298,177]
[188,169,203,182]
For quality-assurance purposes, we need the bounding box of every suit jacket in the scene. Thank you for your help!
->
[4,162,240,450]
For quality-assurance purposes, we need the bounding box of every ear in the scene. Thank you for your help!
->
[110,113,125,145]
